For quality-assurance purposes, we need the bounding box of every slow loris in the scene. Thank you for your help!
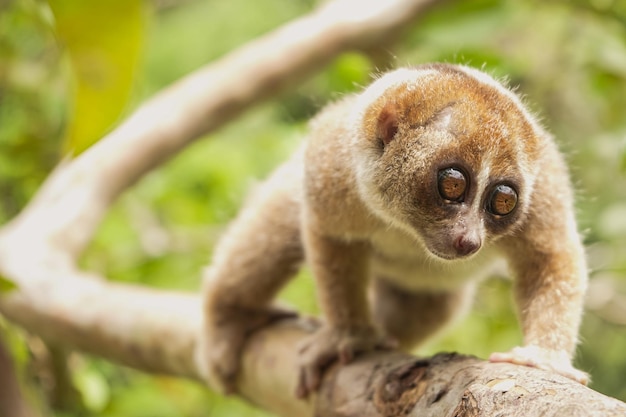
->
[198,63,588,397]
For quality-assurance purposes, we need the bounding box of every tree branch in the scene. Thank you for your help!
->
[0,0,624,415]
[1,279,625,416]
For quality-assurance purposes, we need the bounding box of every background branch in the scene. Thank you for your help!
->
[1,0,440,261]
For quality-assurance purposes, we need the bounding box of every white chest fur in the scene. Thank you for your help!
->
[368,226,501,291]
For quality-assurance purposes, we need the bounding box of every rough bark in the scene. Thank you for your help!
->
[0,0,625,416]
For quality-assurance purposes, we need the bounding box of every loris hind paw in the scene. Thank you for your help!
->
[198,306,296,394]
[296,324,396,398]
[489,345,589,385]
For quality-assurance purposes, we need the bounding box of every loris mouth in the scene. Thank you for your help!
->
[425,248,457,261]
[426,246,478,261]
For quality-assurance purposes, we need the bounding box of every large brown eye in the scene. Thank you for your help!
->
[438,168,467,202]
[488,184,518,216]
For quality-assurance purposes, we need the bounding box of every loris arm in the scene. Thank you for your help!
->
[492,166,588,383]
[296,223,394,398]
[493,238,588,383]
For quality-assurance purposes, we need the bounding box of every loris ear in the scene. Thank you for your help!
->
[376,102,399,147]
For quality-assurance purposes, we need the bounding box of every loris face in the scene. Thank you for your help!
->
[353,64,543,261]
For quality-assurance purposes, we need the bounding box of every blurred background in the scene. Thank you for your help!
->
[1,0,625,416]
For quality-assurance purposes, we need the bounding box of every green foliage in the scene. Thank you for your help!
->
[48,0,145,155]
[0,0,65,222]
[1,0,626,416]
[0,275,18,294]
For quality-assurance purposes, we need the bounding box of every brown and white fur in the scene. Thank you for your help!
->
[198,63,588,397]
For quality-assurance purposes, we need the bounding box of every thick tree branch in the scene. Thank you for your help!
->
[0,0,625,416]
[1,279,625,416]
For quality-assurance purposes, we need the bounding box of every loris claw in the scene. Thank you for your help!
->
[199,305,297,394]
[490,346,589,385]
[296,324,397,398]
[200,63,589,396]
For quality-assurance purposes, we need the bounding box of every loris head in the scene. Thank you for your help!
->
[352,64,545,261]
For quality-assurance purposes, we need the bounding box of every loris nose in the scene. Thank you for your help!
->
[453,235,481,256]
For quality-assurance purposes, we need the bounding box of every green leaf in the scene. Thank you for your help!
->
[47,0,146,155]
[328,52,372,92]
[74,365,110,412]
[0,276,18,294]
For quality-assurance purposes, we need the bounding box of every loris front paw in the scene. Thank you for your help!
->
[296,324,396,398]
[489,345,589,385]
[197,306,296,394]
